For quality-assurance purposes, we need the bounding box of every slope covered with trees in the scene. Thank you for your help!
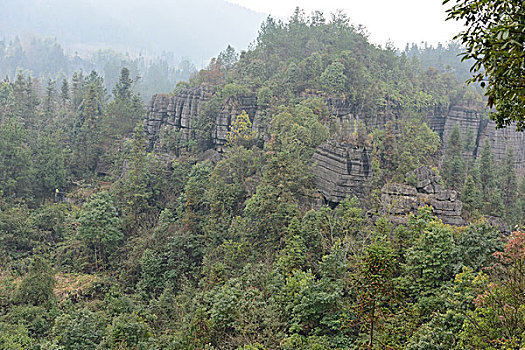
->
[0,9,524,350]
[0,36,197,102]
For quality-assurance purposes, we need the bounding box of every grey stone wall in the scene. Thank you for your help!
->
[144,88,262,153]
[311,140,373,204]
[381,166,464,225]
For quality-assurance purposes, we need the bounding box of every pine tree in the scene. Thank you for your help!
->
[72,82,103,176]
[103,67,143,142]
[12,71,40,127]
[478,140,505,217]
[34,131,66,200]
[71,71,85,110]
[77,191,122,270]
[320,61,347,94]
[59,78,70,109]
[43,78,57,121]
[461,175,482,217]
[0,79,13,120]
[0,118,33,198]
[85,70,106,103]
[499,148,519,225]
[277,218,306,275]
[479,140,495,193]
[442,123,465,191]
[112,67,133,101]
[114,123,167,232]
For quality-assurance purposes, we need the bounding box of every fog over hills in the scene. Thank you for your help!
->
[1,0,265,62]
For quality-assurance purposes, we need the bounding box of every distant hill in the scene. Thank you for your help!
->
[0,0,266,62]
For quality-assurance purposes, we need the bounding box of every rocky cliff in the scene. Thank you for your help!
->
[145,87,213,151]
[433,107,525,175]
[380,166,464,225]
[146,91,524,175]
[311,140,373,204]
[144,87,262,153]
[144,90,525,190]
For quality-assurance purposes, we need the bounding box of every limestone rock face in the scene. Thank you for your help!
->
[144,87,213,151]
[144,89,524,212]
[144,88,259,152]
[431,107,525,176]
[145,88,525,175]
[321,99,525,175]
[380,166,464,225]
[214,95,258,151]
[311,140,373,204]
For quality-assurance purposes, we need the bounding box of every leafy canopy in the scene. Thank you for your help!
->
[444,0,525,130]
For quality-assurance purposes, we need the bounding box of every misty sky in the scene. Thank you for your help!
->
[226,0,464,49]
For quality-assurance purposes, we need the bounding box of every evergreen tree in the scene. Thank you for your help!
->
[34,131,66,200]
[43,78,57,122]
[103,68,143,144]
[0,80,13,121]
[478,140,504,216]
[85,70,106,103]
[499,148,519,225]
[479,140,495,193]
[112,67,133,101]
[12,72,39,127]
[217,45,238,71]
[461,175,482,216]
[277,218,307,275]
[115,124,167,231]
[71,71,85,110]
[59,78,70,109]
[354,242,399,348]
[72,82,103,176]
[77,191,122,270]
[0,118,33,198]
[320,61,347,94]
[441,123,465,191]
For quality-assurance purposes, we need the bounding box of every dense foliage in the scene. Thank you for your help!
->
[444,0,525,130]
[0,9,523,350]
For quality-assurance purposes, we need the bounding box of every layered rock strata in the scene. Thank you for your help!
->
[144,91,525,174]
[436,107,525,175]
[214,94,259,150]
[380,166,464,225]
[145,87,213,151]
[144,87,260,152]
[311,140,372,204]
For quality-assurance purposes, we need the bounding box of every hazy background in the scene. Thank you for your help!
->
[226,0,464,49]
[0,0,465,97]
[1,0,265,63]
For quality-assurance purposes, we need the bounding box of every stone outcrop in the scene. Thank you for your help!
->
[214,94,259,150]
[380,166,464,225]
[145,87,213,151]
[144,87,260,152]
[145,88,525,176]
[322,99,525,176]
[430,107,525,176]
[311,140,373,204]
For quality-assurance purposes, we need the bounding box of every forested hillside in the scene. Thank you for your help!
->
[0,36,197,101]
[0,10,524,350]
